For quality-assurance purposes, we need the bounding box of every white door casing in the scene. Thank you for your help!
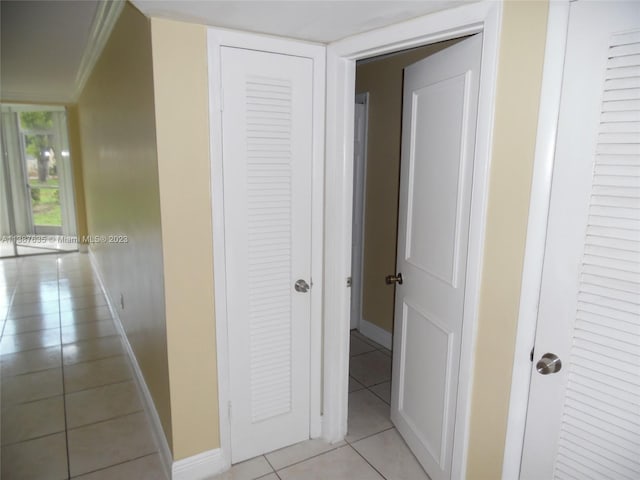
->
[501,3,572,477]
[520,2,640,479]
[220,46,313,463]
[323,5,502,479]
[391,33,482,480]
[351,93,369,330]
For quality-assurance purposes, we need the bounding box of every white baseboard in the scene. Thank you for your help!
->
[172,448,226,480]
[88,250,173,479]
[359,318,393,350]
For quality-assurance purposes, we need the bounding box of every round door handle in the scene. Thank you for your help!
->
[385,273,403,285]
[536,353,562,375]
[294,279,310,293]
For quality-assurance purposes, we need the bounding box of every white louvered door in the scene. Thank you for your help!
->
[520,2,640,479]
[221,47,313,463]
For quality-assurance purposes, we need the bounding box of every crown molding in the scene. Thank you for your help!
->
[72,0,125,102]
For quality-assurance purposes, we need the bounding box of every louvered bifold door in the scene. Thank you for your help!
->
[221,47,313,463]
[520,3,640,479]
[555,29,640,479]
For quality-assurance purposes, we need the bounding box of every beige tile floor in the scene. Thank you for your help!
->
[210,331,430,480]
[0,253,166,480]
[1,253,429,480]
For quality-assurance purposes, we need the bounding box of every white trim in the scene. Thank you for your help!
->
[350,92,369,331]
[322,3,502,479]
[72,0,125,101]
[88,249,173,480]
[501,3,571,479]
[358,318,392,351]
[172,448,225,480]
[207,27,326,466]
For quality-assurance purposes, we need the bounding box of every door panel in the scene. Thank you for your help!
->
[221,47,313,463]
[391,33,482,480]
[397,302,453,463]
[405,73,469,287]
[520,3,640,478]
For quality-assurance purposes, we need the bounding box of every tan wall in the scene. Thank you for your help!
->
[76,5,219,461]
[65,105,88,241]
[466,1,549,478]
[355,41,460,333]
[150,17,219,460]
[76,2,173,449]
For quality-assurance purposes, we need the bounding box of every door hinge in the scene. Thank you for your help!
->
[346,277,352,287]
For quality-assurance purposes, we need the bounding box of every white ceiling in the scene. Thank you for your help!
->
[1,1,101,104]
[1,0,471,104]
[131,1,472,43]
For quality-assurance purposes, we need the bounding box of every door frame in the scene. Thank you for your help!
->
[501,2,570,478]
[322,2,502,479]
[350,92,369,331]
[207,27,326,469]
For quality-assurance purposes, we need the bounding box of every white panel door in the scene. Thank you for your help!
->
[391,33,481,480]
[520,2,640,479]
[221,47,313,463]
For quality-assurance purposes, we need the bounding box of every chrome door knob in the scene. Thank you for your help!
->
[385,273,403,285]
[536,353,562,375]
[294,279,310,293]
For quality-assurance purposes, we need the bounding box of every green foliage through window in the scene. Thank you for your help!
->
[19,112,54,159]
[19,111,53,131]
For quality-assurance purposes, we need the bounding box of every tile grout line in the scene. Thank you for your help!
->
[0,271,18,341]
[350,442,390,480]
[66,409,146,433]
[1,429,67,448]
[268,442,346,473]
[1,321,114,339]
[367,389,390,406]
[66,452,158,479]
[345,426,395,447]
[63,375,134,397]
[262,454,279,478]
[1,391,64,409]
[1,347,123,379]
[57,255,73,480]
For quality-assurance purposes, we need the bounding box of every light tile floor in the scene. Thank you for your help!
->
[212,331,430,480]
[0,253,166,480]
[1,253,428,480]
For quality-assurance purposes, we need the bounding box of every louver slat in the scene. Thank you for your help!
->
[553,30,640,479]
[244,75,294,423]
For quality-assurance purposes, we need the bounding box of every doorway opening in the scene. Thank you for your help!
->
[348,33,479,479]
[0,104,78,257]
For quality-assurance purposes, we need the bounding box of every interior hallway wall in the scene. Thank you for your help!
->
[354,40,460,334]
[467,1,549,478]
[150,16,219,461]
[76,1,173,451]
[76,3,220,462]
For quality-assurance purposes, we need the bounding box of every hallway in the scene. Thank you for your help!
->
[0,253,166,479]
[1,253,428,480]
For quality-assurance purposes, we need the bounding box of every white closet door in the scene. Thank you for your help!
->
[521,2,640,478]
[221,47,313,463]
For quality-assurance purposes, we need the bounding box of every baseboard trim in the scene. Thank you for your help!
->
[88,249,174,479]
[172,448,226,480]
[359,318,393,350]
